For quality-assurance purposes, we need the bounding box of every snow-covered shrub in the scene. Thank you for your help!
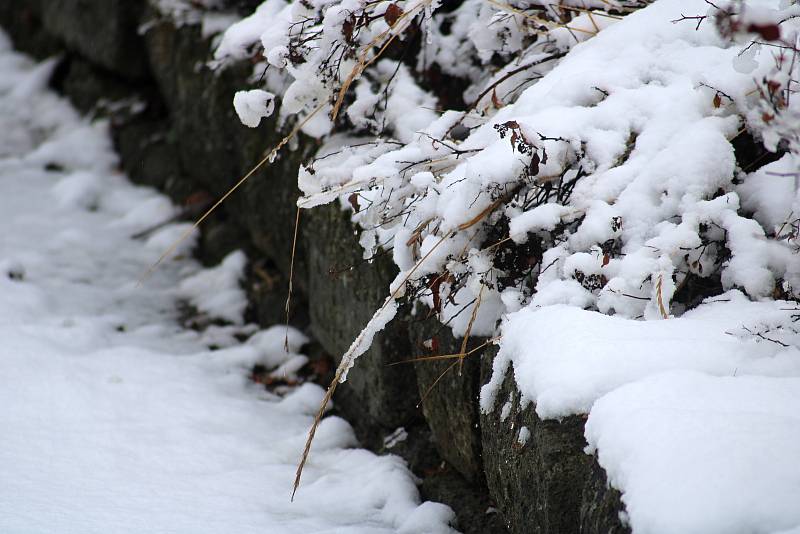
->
[215,0,800,376]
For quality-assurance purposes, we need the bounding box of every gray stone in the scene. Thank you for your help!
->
[581,456,630,534]
[141,6,243,193]
[0,1,62,60]
[420,465,509,534]
[40,0,149,79]
[59,56,150,115]
[304,203,422,433]
[365,414,509,534]
[244,257,306,328]
[112,115,189,200]
[410,312,485,483]
[480,349,592,534]
[142,4,312,285]
[217,0,264,14]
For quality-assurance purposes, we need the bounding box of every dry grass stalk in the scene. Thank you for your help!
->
[389,337,499,366]
[554,4,623,20]
[457,184,523,232]
[293,229,455,498]
[656,274,669,319]
[458,284,484,375]
[486,0,599,36]
[139,103,326,285]
[284,206,302,352]
[416,359,460,408]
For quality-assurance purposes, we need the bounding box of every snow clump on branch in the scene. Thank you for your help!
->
[215,0,800,384]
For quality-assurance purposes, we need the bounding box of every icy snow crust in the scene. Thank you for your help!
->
[0,34,455,534]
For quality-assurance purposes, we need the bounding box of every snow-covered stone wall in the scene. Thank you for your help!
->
[13,2,795,533]
[0,3,523,533]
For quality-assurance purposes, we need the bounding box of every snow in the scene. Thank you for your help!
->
[516,427,530,447]
[337,295,399,382]
[585,371,800,534]
[233,89,275,128]
[738,153,800,235]
[482,292,800,418]
[383,428,409,450]
[0,33,455,534]
[481,295,800,533]
[226,0,799,356]
[178,249,249,324]
[202,12,241,40]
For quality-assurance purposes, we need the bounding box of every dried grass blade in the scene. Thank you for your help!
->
[417,359,460,408]
[458,284,484,375]
[656,274,669,319]
[293,229,454,496]
[139,102,325,285]
[284,206,301,351]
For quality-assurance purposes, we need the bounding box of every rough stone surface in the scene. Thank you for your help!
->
[410,312,485,484]
[40,0,149,79]
[141,8,242,191]
[219,0,265,13]
[113,113,189,200]
[0,1,62,60]
[480,348,593,534]
[350,415,508,534]
[142,5,312,285]
[244,257,300,327]
[58,56,150,116]
[581,457,631,534]
[420,464,508,534]
[305,203,422,433]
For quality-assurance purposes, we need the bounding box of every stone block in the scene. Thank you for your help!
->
[410,312,485,483]
[305,203,421,434]
[480,349,592,534]
[40,0,149,78]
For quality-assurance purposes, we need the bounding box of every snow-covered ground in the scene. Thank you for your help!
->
[0,33,455,534]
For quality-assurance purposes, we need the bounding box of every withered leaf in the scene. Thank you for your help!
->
[529,151,540,176]
[747,23,780,41]
[384,3,404,27]
[767,79,782,93]
[491,88,502,108]
[348,193,360,212]
[342,14,356,43]
[430,274,443,314]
